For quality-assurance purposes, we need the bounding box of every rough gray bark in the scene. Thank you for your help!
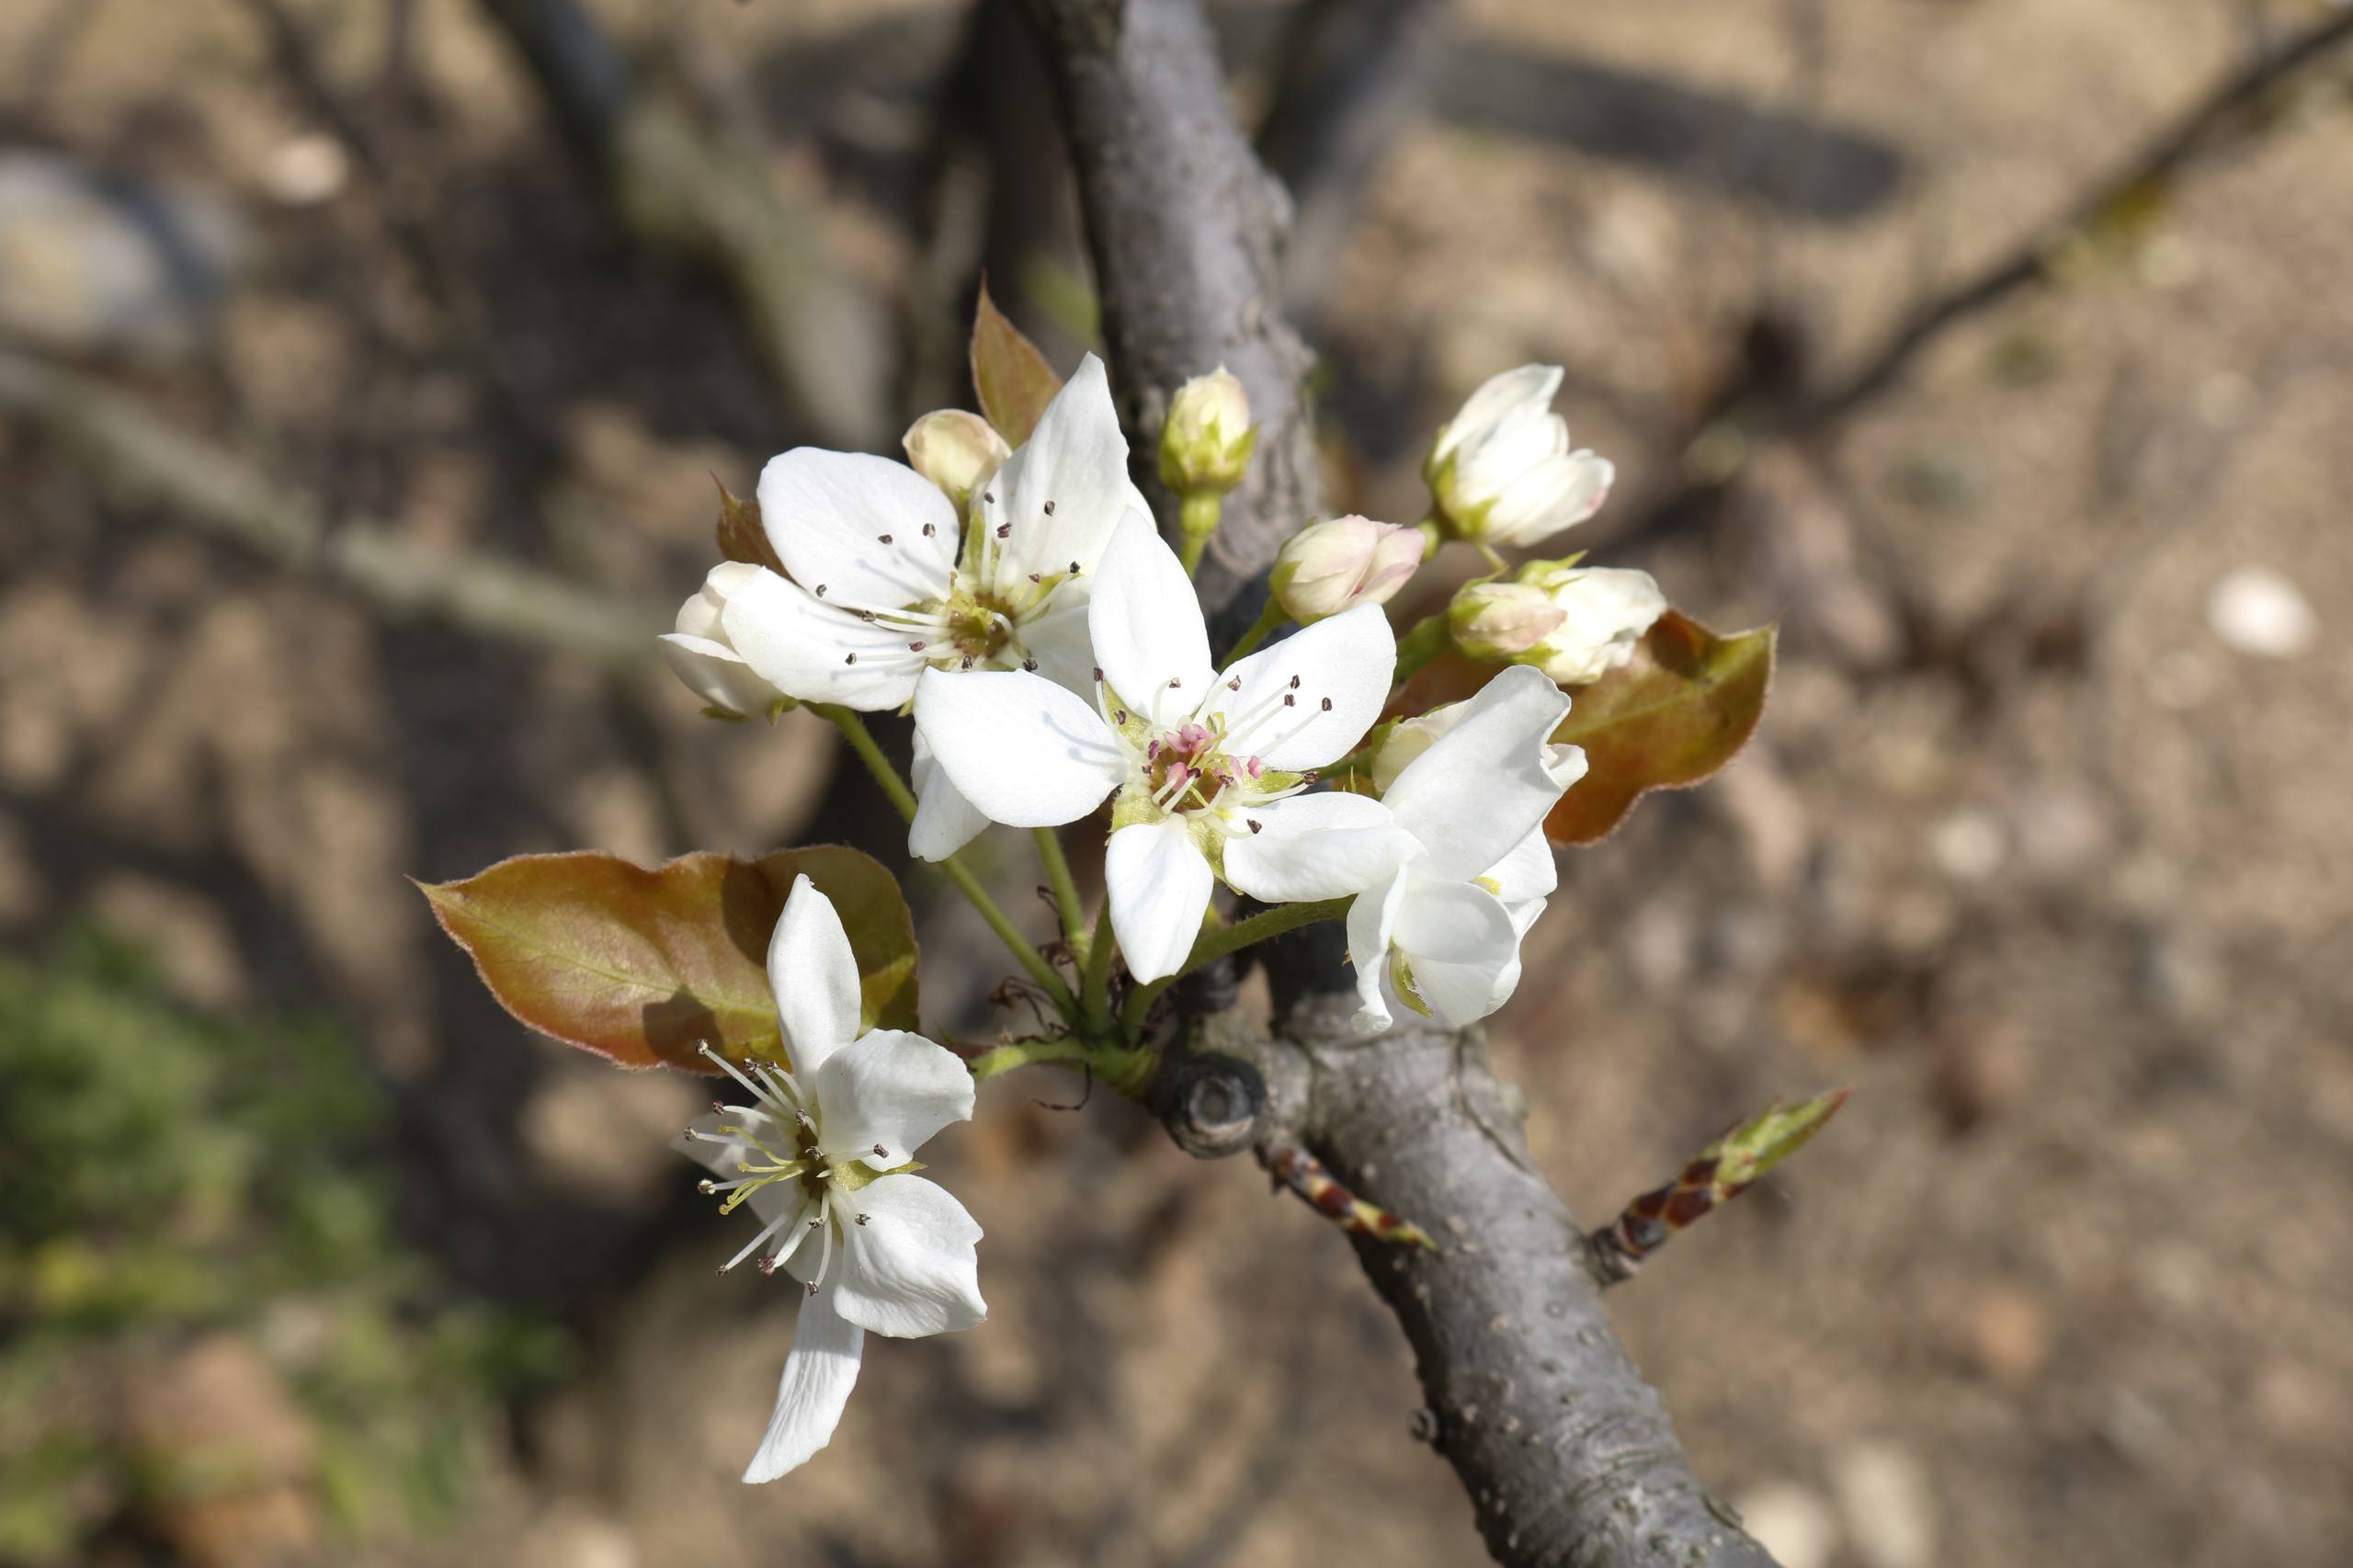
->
[1019,3,1777,1563]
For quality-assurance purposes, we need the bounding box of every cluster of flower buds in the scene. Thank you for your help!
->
[1449,560,1665,685]
[1425,364,1613,550]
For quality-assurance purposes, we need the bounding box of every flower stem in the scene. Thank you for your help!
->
[1079,898,1117,1032]
[1474,540,1509,574]
[1391,609,1452,687]
[814,705,1077,1020]
[968,1032,1155,1096]
[1177,492,1222,575]
[1120,895,1352,1038]
[1032,827,1087,952]
[1220,596,1289,665]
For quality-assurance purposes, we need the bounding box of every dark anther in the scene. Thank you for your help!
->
[845,653,858,665]
[814,584,827,597]
[858,610,877,622]
[922,523,937,537]
[1043,499,1057,515]
[995,522,1012,539]
[1093,665,1104,680]
[855,1214,870,1226]
[1029,573,1042,583]
[1320,697,1333,711]
[1023,658,1040,672]
[983,490,995,505]
[1282,693,1295,706]
[1227,676,1241,690]
[1289,674,1301,688]
[1113,710,1127,723]
[872,1143,888,1158]
[878,533,892,544]
[805,1281,819,1297]
[1069,561,1080,574]
[1246,819,1263,834]
[1169,677,1182,688]
[910,642,926,652]
[961,655,975,670]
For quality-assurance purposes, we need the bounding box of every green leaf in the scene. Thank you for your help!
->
[415,847,917,1074]
[1708,1086,1850,1189]
[1544,610,1775,846]
[971,278,1062,447]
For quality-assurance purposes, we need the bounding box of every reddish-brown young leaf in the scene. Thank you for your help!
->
[415,847,918,1074]
[970,278,1062,447]
[712,475,781,574]
[1545,611,1775,845]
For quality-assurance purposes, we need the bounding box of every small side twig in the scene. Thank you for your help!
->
[1588,1087,1848,1286]
[0,351,662,665]
[1258,1140,1436,1250]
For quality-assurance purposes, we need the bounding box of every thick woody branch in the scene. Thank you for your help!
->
[0,351,661,665]
[1018,3,1774,1562]
[475,0,892,450]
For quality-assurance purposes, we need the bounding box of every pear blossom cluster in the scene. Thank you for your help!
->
[662,356,1666,1482]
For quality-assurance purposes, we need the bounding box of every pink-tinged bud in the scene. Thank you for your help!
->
[902,409,1011,514]
[1269,515,1425,624]
[1447,581,1565,662]
[1157,367,1256,495]
[659,562,794,720]
[1509,562,1666,686]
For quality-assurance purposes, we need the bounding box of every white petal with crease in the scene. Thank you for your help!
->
[1381,666,1572,880]
[813,1029,975,1169]
[1211,603,1396,769]
[914,670,1126,827]
[1089,518,1215,725]
[829,1174,986,1338]
[757,448,957,611]
[742,1285,864,1483]
[1105,818,1214,983]
[1221,791,1409,903]
[721,568,926,710]
[768,874,860,1074]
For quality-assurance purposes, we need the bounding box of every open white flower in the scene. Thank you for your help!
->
[713,355,1147,858]
[659,562,791,720]
[676,875,984,1483]
[1427,365,1613,549]
[914,520,1397,983]
[1344,666,1586,1034]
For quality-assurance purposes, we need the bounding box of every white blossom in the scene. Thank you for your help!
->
[676,876,984,1483]
[711,355,1148,858]
[913,520,1397,983]
[1427,365,1613,549]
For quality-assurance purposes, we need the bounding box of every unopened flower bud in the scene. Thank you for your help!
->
[1158,367,1256,496]
[659,562,793,720]
[1425,365,1613,548]
[1449,581,1565,662]
[1510,562,1666,686]
[1270,516,1424,623]
[903,409,1010,515]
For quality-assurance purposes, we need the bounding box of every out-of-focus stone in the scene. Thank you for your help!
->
[1830,1440,1937,1568]
[2207,566,2316,660]
[520,1503,639,1568]
[522,1058,707,1210]
[1930,1021,2029,1133]
[1733,1482,1839,1568]
[1961,1282,2053,1386]
[0,152,244,359]
[119,1335,318,1568]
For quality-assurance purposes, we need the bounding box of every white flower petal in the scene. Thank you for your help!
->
[1211,603,1396,770]
[658,633,780,718]
[741,1284,865,1483]
[1015,591,1097,694]
[1392,878,1525,1028]
[1105,817,1214,983]
[1347,867,1411,1035]
[1221,791,1409,903]
[830,1173,986,1338]
[980,354,1135,587]
[812,1028,975,1168]
[720,567,926,710]
[1481,823,1558,903]
[1089,517,1216,725]
[768,874,861,1075]
[756,448,958,612]
[908,723,990,862]
[1381,665,1573,881]
[913,670,1125,827]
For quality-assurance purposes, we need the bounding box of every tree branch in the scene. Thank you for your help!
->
[1017,4,1775,1562]
[0,351,661,665]
[474,0,893,450]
